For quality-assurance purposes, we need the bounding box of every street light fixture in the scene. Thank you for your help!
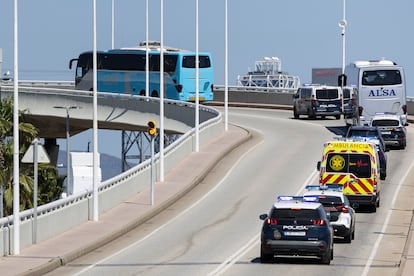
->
[53,105,81,190]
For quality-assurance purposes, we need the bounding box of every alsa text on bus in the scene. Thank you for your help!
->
[368,89,396,97]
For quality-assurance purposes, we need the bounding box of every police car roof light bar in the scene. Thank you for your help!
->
[277,196,304,202]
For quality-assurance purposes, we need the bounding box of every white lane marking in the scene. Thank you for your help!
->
[208,169,319,275]
[361,158,414,276]
[73,133,265,275]
[207,233,260,276]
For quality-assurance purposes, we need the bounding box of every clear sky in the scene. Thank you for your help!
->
[1,0,413,158]
[1,0,413,92]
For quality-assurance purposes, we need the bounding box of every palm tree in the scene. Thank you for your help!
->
[0,97,38,216]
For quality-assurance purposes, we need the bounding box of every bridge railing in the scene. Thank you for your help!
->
[213,84,296,94]
[212,85,414,114]
[0,86,222,254]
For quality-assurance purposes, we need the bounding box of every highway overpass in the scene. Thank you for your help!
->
[0,84,222,254]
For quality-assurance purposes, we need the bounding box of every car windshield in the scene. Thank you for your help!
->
[315,196,343,206]
[348,130,378,138]
[271,209,320,220]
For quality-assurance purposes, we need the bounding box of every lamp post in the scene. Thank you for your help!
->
[195,0,199,152]
[159,0,165,181]
[111,0,115,49]
[339,0,347,83]
[13,0,20,255]
[224,0,228,131]
[54,105,81,189]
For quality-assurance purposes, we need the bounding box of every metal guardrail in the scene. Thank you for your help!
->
[0,85,222,253]
[3,81,413,99]
[213,84,296,94]
[1,79,74,87]
[0,111,221,227]
[213,85,414,115]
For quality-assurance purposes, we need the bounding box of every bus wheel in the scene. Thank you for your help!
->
[139,90,146,96]
[151,90,159,97]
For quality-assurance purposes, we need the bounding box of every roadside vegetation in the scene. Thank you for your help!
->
[0,97,62,217]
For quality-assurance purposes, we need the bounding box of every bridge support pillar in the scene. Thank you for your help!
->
[44,138,59,166]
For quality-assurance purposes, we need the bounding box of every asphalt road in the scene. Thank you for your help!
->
[46,108,414,276]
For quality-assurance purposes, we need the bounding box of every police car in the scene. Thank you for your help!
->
[303,185,356,243]
[259,196,334,264]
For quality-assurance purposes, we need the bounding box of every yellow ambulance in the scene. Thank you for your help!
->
[317,140,381,212]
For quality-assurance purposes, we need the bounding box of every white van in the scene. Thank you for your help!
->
[344,59,407,126]
[293,84,342,120]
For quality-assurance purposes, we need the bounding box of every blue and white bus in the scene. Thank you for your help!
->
[69,41,214,102]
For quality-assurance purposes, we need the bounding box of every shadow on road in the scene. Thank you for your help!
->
[325,125,349,137]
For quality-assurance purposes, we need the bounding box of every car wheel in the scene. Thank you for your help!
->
[344,233,352,243]
[308,109,316,119]
[293,108,299,119]
[151,90,159,97]
[335,114,341,120]
[260,248,273,263]
[371,204,377,213]
[321,249,331,265]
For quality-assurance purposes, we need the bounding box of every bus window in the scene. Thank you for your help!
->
[362,70,402,86]
[164,55,178,74]
[99,53,146,71]
[147,54,178,73]
[182,55,211,68]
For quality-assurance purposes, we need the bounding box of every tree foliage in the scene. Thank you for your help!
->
[0,97,62,216]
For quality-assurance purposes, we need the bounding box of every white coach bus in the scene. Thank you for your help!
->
[344,59,407,125]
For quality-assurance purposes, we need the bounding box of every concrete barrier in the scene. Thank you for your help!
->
[212,90,414,116]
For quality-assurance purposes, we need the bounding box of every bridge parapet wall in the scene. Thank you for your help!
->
[212,89,414,115]
[0,85,222,255]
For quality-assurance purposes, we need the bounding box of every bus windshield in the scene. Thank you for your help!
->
[362,70,402,86]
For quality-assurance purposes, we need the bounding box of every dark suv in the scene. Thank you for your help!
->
[345,126,386,150]
[371,113,407,149]
[259,197,334,264]
[345,126,387,180]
